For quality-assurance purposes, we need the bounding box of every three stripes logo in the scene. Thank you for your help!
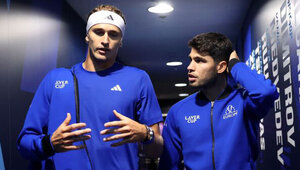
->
[105,15,114,21]
[111,84,122,91]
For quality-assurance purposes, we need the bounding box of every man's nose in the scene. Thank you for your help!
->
[187,62,194,72]
[101,33,110,45]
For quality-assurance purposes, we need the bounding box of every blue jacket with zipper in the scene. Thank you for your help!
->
[17,62,163,170]
[159,61,278,170]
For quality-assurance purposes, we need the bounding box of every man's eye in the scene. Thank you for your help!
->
[94,30,104,36]
[195,58,202,63]
[109,31,120,38]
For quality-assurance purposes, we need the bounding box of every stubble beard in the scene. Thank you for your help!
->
[190,73,218,90]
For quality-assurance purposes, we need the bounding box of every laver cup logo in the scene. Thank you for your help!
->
[55,80,68,89]
[223,105,238,119]
[185,115,200,123]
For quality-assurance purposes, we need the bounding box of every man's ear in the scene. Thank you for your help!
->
[119,39,123,47]
[217,61,227,74]
[85,34,89,43]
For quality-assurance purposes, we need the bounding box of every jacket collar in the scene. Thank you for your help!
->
[196,85,233,101]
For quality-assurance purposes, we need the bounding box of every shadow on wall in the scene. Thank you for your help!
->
[0,0,86,169]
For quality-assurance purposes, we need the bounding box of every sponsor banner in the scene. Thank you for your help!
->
[245,0,300,169]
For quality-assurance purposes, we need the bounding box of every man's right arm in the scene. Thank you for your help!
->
[17,71,91,161]
[17,72,55,161]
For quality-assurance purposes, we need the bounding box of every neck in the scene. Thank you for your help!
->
[83,51,115,72]
[202,74,227,101]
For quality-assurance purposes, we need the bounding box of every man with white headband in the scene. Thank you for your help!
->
[17,4,163,170]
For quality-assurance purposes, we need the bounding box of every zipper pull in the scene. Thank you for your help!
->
[211,101,214,108]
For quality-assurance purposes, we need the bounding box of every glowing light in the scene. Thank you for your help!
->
[166,61,182,66]
[175,83,187,87]
[179,93,189,97]
[148,2,174,14]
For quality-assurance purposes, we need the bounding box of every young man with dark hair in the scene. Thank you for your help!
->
[159,32,278,170]
[17,4,163,170]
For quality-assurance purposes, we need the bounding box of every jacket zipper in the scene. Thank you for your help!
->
[210,101,216,170]
[72,71,94,170]
[84,141,94,170]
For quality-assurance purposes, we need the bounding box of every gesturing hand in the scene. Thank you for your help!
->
[51,113,91,153]
[100,110,147,147]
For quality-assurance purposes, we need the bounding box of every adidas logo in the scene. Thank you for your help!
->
[111,84,122,91]
[105,15,114,21]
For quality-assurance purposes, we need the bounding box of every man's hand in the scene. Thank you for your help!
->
[100,110,147,147]
[51,113,91,153]
[229,50,239,61]
[227,50,240,73]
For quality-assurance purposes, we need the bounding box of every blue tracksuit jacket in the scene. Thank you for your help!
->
[17,62,163,170]
[159,61,279,170]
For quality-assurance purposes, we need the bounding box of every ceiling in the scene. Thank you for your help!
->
[65,0,253,101]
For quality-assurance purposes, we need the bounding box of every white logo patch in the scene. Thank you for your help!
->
[111,84,122,91]
[185,115,200,123]
[55,80,68,89]
[223,105,238,119]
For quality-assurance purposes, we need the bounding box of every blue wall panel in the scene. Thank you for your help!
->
[0,143,5,170]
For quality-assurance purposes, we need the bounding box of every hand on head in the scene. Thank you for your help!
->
[227,50,239,73]
[229,50,239,61]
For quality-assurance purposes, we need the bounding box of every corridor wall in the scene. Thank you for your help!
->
[0,0,86,169]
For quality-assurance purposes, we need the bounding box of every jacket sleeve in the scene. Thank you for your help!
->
[229,59,279,119]
[159,108,183,170]
[17,71,55,161]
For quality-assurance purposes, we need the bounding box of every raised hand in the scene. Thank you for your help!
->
[51,113,91,153]
[227,50,240,73]
[100,110,147,147]
[229,50,239,61]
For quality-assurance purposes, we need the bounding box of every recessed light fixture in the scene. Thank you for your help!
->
[148,2,174,14]
[166,61,182,66]
[179,93,189,97]
[175,83,187,87]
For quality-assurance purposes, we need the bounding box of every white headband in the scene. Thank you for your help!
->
[86,10,126,36]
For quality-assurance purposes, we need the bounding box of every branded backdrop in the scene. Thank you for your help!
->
[243,0,300,169]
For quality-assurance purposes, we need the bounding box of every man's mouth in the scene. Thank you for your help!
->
[188,74,197,82]
[97,48,110,54]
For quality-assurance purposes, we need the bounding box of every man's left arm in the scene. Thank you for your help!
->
[228,51,279,118]
[141,123,163,158]
[101,71,163,158]
[100,110,163,158]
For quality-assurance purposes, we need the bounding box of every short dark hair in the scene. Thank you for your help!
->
[188,32,233,63]
[87,4,126,25]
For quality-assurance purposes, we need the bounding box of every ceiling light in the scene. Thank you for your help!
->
[179,93,189,97]
[148,2,174,14]
[166,61,182,66]
[175,83,187,87]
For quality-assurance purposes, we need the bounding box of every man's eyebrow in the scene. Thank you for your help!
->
[190,55,204,59]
